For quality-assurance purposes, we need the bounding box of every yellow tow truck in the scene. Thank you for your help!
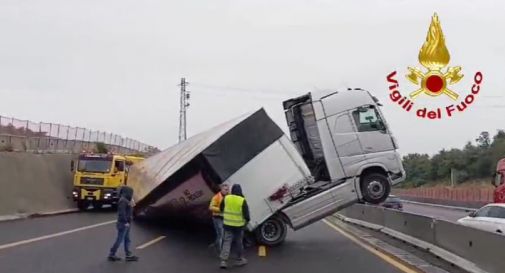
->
[71,153,144,210]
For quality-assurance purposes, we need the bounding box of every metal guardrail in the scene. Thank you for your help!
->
[0,114,158,153]
[337,204,505,273]
[400,199,477,212]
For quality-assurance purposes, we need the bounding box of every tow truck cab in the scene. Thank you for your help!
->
[71,153,135,210]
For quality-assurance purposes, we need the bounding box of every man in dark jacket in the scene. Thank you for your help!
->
[219,184,250,269]
[108,186,139,262]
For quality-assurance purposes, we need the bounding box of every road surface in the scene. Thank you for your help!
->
[0,211,409,273]
[401,202,473,222]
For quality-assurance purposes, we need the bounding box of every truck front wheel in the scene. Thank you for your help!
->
[360,173,390,204]
[255,216,287,247]
[93,202,103,210]
[77,201,89,211]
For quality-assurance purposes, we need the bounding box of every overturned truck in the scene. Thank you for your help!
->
[128,89,405,246]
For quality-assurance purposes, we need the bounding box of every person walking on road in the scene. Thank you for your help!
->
[219,184,250,269]
[108,186,139,262]
[209,184,229,252]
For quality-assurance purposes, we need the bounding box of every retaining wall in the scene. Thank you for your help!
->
[0,152,75,216]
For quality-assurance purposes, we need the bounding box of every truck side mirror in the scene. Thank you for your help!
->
[70,160,75,172]
[469,211,477,217]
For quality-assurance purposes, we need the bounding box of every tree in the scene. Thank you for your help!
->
[476,131,491,148]
[493,130,505,142]
[95,142,108,154]
[401,130,505,187]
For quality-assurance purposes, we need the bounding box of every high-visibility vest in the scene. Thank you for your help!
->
[209,192,224,217]
[223,195,246,227]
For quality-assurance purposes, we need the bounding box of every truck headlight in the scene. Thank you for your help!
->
[104,193,112,199]
[72,191,78,197]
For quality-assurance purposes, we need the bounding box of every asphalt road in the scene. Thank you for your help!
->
[401,202,472,222]
[0,211,407,273]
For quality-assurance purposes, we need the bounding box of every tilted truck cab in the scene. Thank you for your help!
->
[257,88,405,245]
[283,89,405,193]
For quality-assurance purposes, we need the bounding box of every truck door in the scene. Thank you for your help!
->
[325,111,365,177]
[493,171,505,202]
[114,160,126,186]
[350,105,394,154]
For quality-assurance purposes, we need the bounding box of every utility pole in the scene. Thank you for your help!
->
[178,77,190,143]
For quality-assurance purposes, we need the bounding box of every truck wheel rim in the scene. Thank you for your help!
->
[261,220,282,242]
[367,180,384,199]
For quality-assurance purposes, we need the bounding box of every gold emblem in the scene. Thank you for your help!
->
[407,13,463,100]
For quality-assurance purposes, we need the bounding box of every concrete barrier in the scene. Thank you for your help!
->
[435,220,505,273]
[338,203,505,273]
[383,209,436,245]
[340,204,385,227]
[0,152,75,217]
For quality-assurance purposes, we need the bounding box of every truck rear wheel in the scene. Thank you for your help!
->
[255,216,287,247]
[360,173,390,204]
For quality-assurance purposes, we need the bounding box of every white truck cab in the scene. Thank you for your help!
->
[254,88,405,245]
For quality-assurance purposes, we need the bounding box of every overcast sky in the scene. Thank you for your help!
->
[0,0,504,155]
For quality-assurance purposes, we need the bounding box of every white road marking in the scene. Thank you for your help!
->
[323,219,420,273]
[0,220,116,251]
[136,236,166,249]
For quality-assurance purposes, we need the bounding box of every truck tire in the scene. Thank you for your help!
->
[77,201,89,211]
[255,216,287,247]
[360,173,390,204]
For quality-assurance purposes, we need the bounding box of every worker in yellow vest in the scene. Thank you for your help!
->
[208,184,229,252]
[219,184,250,269]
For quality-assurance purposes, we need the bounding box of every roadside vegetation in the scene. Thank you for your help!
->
[399,130,505,188]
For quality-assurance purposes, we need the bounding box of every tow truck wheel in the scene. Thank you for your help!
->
[255,216,287,247]
[360,173,390,204]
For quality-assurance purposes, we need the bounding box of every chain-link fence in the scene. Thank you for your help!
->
[0,115,158,154]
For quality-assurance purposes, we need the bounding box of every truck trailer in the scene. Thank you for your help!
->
[127,88,405,246]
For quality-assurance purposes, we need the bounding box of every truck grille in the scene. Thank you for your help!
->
[80,177,104,185]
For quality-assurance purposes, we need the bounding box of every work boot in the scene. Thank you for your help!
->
[219,260,228,269]
[107,256,122,262]
[125,255,139,262]
[235,257,248,267]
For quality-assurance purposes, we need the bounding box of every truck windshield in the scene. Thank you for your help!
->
[78,160,112,173]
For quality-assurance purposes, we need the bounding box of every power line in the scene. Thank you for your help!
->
[178,78,190,142]
[190,82,295,97]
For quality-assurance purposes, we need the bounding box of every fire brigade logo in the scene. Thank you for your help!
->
[407,13,463,101]
[386,13,483,119]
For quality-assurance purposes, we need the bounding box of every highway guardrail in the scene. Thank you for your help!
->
[336,204,505,273]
